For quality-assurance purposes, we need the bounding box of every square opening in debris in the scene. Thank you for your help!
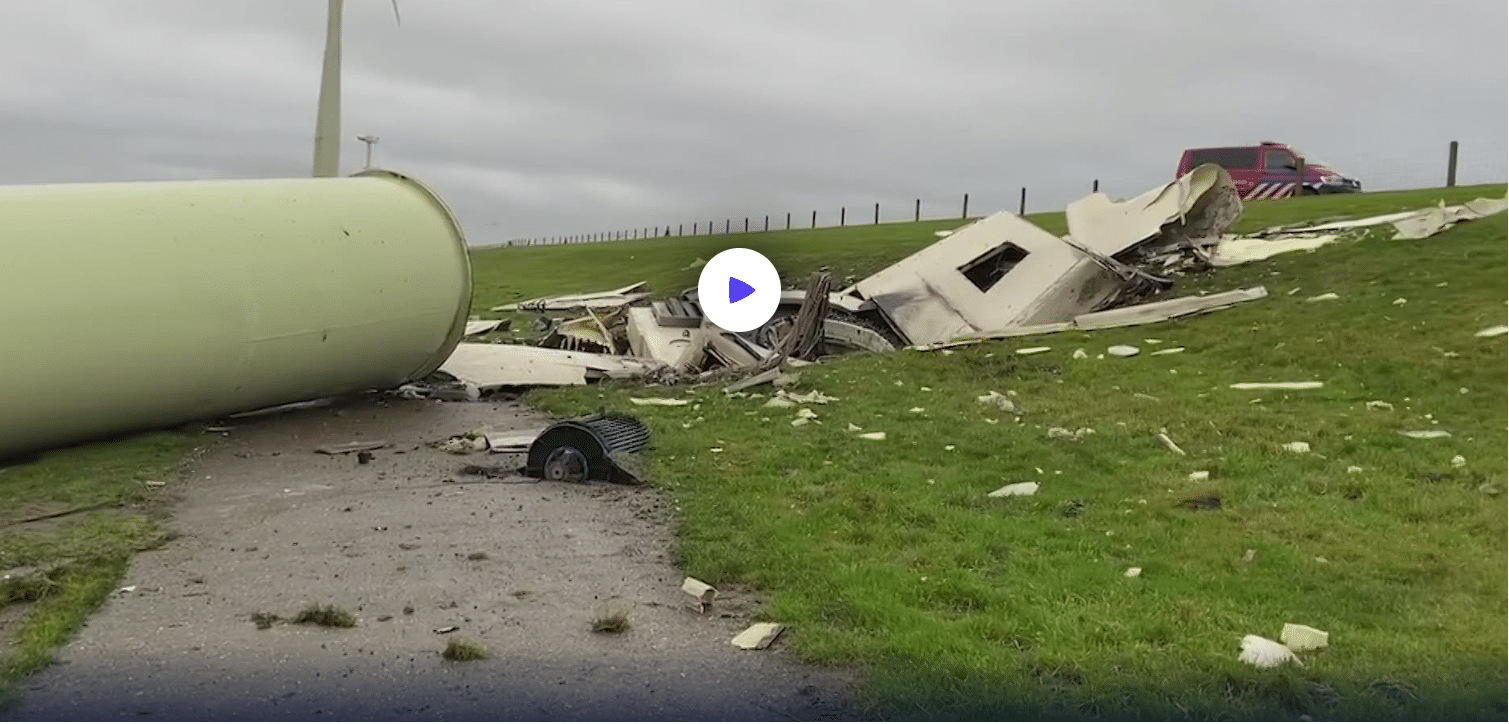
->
[958,242,1029,293]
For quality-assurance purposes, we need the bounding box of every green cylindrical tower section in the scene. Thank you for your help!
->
[0,169,472,459]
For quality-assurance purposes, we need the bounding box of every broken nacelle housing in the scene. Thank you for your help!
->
[525,414,650,484]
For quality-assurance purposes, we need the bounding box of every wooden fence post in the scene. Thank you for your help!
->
[1019,187,1026,215]
[840,207,846,227]
[874,202,880,224]
[786,212,791,230]
[961,193,969,219]
[811,210,817,228]
[914,198,920,222]
[1093,179,1099,193]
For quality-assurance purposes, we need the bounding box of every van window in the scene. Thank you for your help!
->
[959,242,1028,292]
[1187,147,1260,170]
[1264,150,1296,171]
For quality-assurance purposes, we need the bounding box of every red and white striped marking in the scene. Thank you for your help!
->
[1246,182,1297,200]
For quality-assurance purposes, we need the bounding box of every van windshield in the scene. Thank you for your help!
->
[1187,147,1260,170]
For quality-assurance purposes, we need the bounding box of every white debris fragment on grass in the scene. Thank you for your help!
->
[909,407,926,413]
[731,623,785,650]
[1365,400,1394,411]
[988,482,1040,498]
[1143,339,1162,344]
[1123,567,1142,578]
[1451,455,1466,468]
[1149,347,1185,356]
[1305,292,1340,303]
[1347,466,1364,474]
[1133,393,1160,401]
[629,397,691,406]
[1392,298,1407,306]
[1229,381,1323,390]
[976,390,1022,415]
[1047,426,1095,441]
[1281,441,1311,454]
[1107,345,1140,358]
[1475,325,1509,338]
[709,447,723,453]
[796,408,819,419]
[846,423,863,432]
[763,397,797,409]
[1015,347,1051,355]
[1156,433,1187,456]
[1072,348,1088,359]
[1281,623,1330,652]
[858,432,887,440]
[1188,470,1210,482]
[790,418,811,427]
[1398,430,1451,439]
[1239,635,1304,669]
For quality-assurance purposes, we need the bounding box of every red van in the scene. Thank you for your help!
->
[1177,142,1362,200]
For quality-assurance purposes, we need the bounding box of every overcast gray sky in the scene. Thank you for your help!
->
[2,0,1505,245]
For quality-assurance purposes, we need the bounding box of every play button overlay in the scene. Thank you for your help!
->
[728,277,755,304]
[698,248,780,332]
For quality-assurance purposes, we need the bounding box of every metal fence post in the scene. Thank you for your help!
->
[725,219,730,233]
[1093,179,1099,193]
[744,217,749,233]
[840,207,846,227]
[874,202,880,224]
[1447,140,1459,187]
[811,210,817,228]
[961,193,969,219]
[786,212,791,230]
[1019,187,1026,215]
[914,198,920,222]
[764,215,769,232]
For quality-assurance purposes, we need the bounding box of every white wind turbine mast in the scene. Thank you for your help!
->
[311,0,401,177]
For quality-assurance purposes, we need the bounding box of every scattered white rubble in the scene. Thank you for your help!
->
[1392,297,1407,306]
[846,423,863,432]
[1188,470,1210,482]
[1123,567,1142,578]
[1229,381,1323,390]
[1156,433,1187,456]
[1281,442,1311,454]
[1305,293,1340,303]
[790,418,811,427]
[1107,345,1140,358]
[1239,635,1304,669]
[976,390,1022,415]
[731,623,785,650]
[857,432,887,441]
[629,397,690,406]
[796,408,819,420]
[1347,466,1364,474]
[1364,400,1394,411]
[1398,430,1451,439]
[908,407,926,413]
[1149,347,1185,356]
[1047,427,1094,441]
[988,482,1040,498]
[1015,347,1051,355]
[1072,348,1088,359]
[1451,455,1466,468]
[1280,623,1330,652]
[682,577,717,611]
[1475,325,1508,338]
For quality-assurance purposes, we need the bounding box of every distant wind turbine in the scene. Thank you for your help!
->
[311,0,401,177]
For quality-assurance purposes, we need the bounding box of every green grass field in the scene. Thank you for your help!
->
[2,184,1505,718]
[508,184,1508,719]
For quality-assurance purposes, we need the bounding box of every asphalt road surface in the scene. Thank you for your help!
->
[8,394,855,721]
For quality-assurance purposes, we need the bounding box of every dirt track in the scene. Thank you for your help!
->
[8,395,855,721]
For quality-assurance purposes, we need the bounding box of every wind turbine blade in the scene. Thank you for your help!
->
[312,0,343,177]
